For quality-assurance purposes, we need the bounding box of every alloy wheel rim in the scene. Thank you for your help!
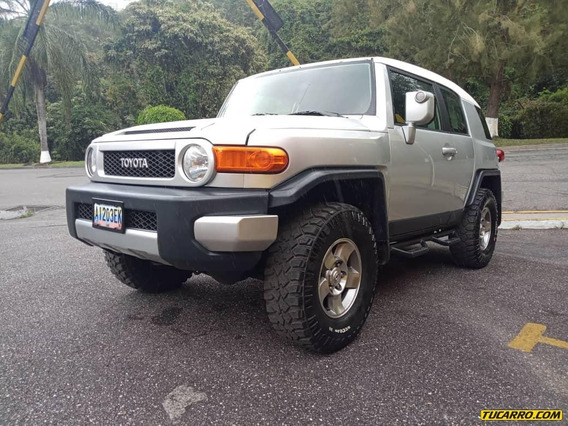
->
[479,207,492,251]
[318,238,362,319]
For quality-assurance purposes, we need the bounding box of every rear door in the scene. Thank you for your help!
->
[437,87,475,205]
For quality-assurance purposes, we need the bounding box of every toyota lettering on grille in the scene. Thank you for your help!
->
[120,158,149,169]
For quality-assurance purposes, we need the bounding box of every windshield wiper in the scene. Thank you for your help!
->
[289,110,345,117]
[252,113,279,116]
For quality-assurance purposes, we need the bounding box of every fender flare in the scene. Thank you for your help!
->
[466,169,502,224]
[268,168,390,264]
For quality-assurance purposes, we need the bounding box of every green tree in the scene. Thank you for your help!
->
[332,0,567,136]
[208,0,258,28]
[0,0,115,162]
[48,91,120,160]
[237,0,384,69]
[104,0,266,119]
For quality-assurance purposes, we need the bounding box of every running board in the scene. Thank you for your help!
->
[431,236,461,247]
[391,241,429,258]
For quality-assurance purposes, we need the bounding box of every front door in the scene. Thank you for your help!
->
[387,68,474,237]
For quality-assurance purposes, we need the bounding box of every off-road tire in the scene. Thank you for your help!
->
[450,188,498,269]
[104,250,191,293]
[264,202,378,353]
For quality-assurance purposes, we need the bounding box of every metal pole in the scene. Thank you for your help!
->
[245,0,300,66]
[0,0,52,124]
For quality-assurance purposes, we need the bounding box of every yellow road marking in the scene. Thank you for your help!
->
[245,0,265,21]
[508,323,568,353]
[36,0,51,25]
[11,55,27,87]
[286,50,300,66]
[502,210,568,214]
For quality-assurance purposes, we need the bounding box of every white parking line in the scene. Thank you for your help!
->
[162,385,207,424]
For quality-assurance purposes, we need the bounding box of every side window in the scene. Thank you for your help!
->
[476,107,493,140]
[441,88,468,134]
[389,70,441,131]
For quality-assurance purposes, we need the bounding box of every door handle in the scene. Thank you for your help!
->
[442,147,457,156]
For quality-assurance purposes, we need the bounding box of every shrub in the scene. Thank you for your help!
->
[498,115,513,139]
[136,105,187,125]
[514,91,568,139]
[48,100,120,161]
[0,129,40,164]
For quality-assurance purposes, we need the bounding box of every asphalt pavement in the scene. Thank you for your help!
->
[500,143,568,211]
[0,167,87,210]
[1,147,567,424]
[1,209,567,424]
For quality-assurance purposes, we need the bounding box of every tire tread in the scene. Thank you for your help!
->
[451,188,498,269]
[264,202,377,352]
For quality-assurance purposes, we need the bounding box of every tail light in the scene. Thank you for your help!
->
[496,148,505,162]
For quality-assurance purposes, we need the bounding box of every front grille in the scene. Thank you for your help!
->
[103,150,175,178]
[125,210,157,231]
[76,203,92,220]
[75,203,157,231]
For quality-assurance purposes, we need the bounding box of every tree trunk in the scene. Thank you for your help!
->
[31,61,51,164]
[486,61,505,138]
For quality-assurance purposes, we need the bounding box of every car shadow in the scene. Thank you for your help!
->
[114,245,463,354]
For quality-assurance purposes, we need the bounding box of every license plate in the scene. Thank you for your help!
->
[92,199,124,233]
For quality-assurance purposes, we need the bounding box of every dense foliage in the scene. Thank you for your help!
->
[513,88,568,139]
[0,0,567,163]
[48,93,121,160]
[0,129,39,164]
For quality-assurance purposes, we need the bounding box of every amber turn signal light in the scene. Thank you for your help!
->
[213,146,289,173]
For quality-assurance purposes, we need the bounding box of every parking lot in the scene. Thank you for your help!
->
[1,147,567,424]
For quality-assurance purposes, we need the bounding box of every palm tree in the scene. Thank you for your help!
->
[0,0,114,163]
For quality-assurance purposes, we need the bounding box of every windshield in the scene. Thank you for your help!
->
[219,61,375,118]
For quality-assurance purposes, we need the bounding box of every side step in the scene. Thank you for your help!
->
[431,236,461,247]
[391,241,429,258]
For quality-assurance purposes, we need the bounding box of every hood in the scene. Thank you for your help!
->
[93,115,371,145]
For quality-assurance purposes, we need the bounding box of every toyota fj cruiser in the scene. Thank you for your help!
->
[66,57,502,353]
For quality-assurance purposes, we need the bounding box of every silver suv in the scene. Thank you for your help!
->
[66,57,502,353]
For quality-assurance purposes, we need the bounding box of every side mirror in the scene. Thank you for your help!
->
[404,91,435,144]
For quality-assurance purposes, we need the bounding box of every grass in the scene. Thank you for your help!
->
[0,160,84,169]
[19,209,35,219]
[494,137,568,147]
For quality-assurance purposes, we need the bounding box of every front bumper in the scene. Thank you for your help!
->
[66,182,276,273]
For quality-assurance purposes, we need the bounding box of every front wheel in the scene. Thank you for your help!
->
[104,250,192,293]
[451,188,498,269]
[264,203,378,353]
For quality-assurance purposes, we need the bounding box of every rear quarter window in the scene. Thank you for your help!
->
[440,88,468,134]
[475,107,493,140]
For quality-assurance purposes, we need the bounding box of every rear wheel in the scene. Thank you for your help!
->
[451,188,498,269]
[104,250,191,293]
[264,203,378,353]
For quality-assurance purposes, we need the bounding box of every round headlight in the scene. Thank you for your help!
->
[182,144,213,184]
[86,147,96,176]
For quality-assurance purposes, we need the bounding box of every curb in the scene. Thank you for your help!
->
[0,165,84,170]
[500,210,568,230]
[500,143,568,152]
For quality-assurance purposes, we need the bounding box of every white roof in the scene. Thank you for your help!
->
[244,56,479,108]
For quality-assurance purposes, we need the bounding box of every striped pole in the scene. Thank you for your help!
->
[0,0,51,124]
[245,0,300,66]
